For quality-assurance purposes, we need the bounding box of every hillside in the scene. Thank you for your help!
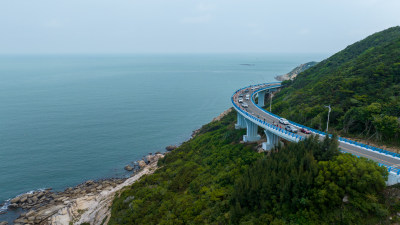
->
[108,110,397,224]
[272,26,400,146]
[275,61,318,81]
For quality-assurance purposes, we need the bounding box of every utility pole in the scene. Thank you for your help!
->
[270,93,273,112]
[324,105,331,133]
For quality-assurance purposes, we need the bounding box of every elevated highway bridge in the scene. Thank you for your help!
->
[232,82,400,185]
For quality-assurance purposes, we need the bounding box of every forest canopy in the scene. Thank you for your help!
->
[272,26,400,145]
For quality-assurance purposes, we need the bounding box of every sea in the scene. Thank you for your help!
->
[0,53,327,222]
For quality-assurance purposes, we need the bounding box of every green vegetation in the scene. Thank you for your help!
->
[109,110,261,224]
[231,135,388,224]
[272,26,400,146]
[108,27,400,224]
[109,110,396,224]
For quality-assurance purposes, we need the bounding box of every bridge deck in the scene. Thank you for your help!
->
[232,83,400,172]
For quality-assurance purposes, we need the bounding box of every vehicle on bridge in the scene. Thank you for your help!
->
[279,118,290,125]
[245,94,250,100]
[285,125,298,133]
[232,82,400,185]
[238,98,243,103]
[300,128,311,134]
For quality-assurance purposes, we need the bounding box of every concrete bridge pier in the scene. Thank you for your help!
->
[235,113,246,129]
[387,173,400,185]
[257,91,266,107]
[243,118,261,142]
[262,130,279,150]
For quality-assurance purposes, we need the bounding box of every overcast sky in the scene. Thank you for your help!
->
[1,0,399,54]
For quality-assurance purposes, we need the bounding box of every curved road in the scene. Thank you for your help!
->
[232,83,400,174]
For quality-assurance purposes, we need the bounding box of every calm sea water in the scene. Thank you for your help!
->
[0,53,326,220]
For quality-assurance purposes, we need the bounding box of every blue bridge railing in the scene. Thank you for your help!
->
[232,82,400,174]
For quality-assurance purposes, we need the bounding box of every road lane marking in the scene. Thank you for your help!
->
[340,146,400,169]
[234,86,400,170]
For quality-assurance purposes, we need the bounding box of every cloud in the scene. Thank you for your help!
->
[181,14,212,24]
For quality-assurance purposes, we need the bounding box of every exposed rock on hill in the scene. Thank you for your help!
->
[275,61,318,81]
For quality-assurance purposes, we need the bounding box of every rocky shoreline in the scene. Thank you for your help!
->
[0,109,229,225]
[2,152,165,225]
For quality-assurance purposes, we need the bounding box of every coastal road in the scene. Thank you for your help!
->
[232,83,400,172]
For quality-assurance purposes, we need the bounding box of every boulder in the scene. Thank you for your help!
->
[165,145,177,151]
[31,196,38,203]
[124,165,133,171]
[146,155,155,163]
[342,195,349,203]
[0,221,8,225]
[13,218,28,224]
[26,210,35,217]
[37,192,45,198]
[10,196,21,204]
[123,196,135,204]
[20,196,28,203]
[8,203,18,209]
[138,160,147,168]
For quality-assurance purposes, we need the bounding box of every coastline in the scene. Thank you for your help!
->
[1,108,231,225]
[9,153,164,225]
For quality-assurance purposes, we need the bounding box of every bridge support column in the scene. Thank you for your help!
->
[235,113,246,129]
[257,91,266,107]
[387,173,400,185]
[262,130,279,150]
[243,119,261,142]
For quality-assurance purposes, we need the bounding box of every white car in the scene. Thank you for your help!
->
[285,125,298,133]
[245,94,250,100]
[279,118,290,125]
[238,98,243,103]
[242,103,249,108]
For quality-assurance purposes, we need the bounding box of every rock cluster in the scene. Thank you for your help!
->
[124,165,134,171]
[211,108,232,122]
[2,150,171,225]
[165,145,177,151]
[11,178,124,225]
[191,129,201,138]
[124,152,164,173]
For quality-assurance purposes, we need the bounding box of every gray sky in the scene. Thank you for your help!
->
[1,0,399,54]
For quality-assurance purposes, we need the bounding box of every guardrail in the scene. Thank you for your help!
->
[231,82,305,142]
[339,150,400,175]
[247,83,400,160]
[232,82,400,175]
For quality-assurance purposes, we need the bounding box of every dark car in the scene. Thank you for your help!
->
[244,89,249,93]
[300,128,311,134]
